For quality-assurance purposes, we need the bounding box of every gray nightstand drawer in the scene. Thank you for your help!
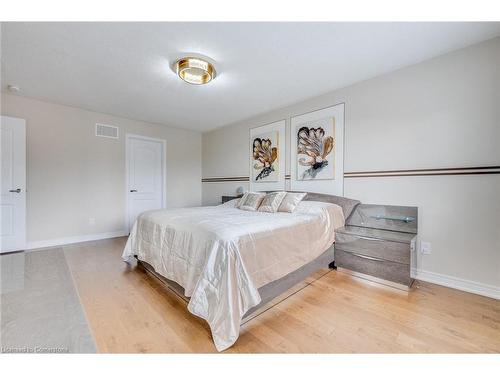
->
[335,232,411,265]
[335,249,411,286]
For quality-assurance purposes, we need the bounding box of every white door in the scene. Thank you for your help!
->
[126,135,165,231]
[1,116,26,253]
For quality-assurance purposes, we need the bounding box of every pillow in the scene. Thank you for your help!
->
[220,198,240,207]
[235,192,249,208]
[238,192,266,211]
[258,192,287,213]
[278,192,307,213]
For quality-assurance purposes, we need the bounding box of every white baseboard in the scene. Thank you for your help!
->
[25,230,128,251]
[412,268,500,300]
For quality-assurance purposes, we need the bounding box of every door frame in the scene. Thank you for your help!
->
[125,133,167,232]
[0,116,26,252]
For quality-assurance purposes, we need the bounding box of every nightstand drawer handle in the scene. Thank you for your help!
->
[351,253,384,262]
[353,235,384,242]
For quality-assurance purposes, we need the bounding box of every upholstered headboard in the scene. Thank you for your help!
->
[266,191,361,220]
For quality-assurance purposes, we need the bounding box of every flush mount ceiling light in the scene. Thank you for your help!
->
[175,57,216,85]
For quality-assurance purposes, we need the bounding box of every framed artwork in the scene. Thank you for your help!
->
[296,117,335,180]
[290,103,344,195]
[249,119,286,192]
[252,130,279,182]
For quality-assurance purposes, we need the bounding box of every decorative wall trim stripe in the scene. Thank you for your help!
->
[202,166,500,182]
[344,165,500,178]
[201,175,292,182]
[201,176,250,183]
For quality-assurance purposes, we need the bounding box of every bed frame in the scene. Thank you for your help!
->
[137,245,334,322]
[135,191,360,324]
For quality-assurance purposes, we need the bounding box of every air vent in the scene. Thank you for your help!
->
[95,123,119,139]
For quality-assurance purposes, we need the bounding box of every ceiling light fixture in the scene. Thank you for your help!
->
[175,57,216,85]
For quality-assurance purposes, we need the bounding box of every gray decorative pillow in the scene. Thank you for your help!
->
[235,192,249,208]
[278,192,307,213]
[239,192,266,211]
[258,192,287,213]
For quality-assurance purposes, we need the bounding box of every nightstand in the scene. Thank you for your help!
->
[335,204,418,290]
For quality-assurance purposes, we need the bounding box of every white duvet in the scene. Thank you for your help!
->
[122,199,344,351]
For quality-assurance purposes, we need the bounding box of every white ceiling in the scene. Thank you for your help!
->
[2,22,499,132]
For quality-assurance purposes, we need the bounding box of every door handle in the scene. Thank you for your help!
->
[9,188,21,193]
[129,189,138,193]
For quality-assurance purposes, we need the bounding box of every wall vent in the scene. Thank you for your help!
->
[95,123,119,139]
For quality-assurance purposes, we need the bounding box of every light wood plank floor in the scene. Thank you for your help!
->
[63,237,500,353]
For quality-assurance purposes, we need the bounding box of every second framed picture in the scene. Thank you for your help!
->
[249,119,286,192]
[290,103,344,195]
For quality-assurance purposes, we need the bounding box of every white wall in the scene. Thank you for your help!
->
[1,93,202,244]
[202,37,500,293]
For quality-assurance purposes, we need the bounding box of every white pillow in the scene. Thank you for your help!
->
[258,192,287,213]
[220,198,240,207]
[235,192,249,208]
[278,192,307,213]
[239,192,266,211]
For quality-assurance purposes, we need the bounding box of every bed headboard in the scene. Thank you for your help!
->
[302,192,360,219]
[266,191,361,220]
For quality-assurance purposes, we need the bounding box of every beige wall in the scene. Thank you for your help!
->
[202,37,500,290]
[1,94,202,243]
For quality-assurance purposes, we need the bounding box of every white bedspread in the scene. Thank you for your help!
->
[122,200,344,351]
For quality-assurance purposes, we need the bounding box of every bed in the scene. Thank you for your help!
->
[122,192,360,351]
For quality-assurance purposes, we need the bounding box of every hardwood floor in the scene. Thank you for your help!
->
[63,237,500,353]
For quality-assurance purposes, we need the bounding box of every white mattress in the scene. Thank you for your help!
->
[122,199,344,351]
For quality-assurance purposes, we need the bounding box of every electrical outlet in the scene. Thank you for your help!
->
[88,217,96,226]
[421,241,432,255]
